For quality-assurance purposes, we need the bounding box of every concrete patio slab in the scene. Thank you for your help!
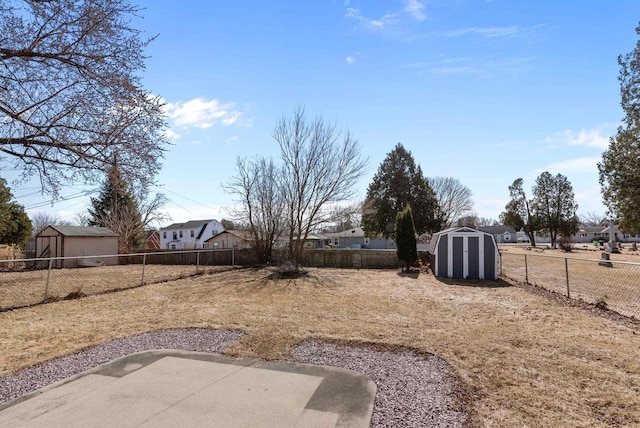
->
[0,350,376,428]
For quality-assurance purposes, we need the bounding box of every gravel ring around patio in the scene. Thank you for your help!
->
[294,340,469,428]
[0,330,470,427]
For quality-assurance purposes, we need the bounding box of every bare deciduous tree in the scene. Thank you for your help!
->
[274,107,367,263]
[224,156,286,263]
[0,0,167,196]
[428,177,474,228]
[30,212,72,236]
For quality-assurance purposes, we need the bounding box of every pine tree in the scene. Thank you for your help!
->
[88,165,143,253]
[362,143,439,238]
[395,204,418,271]
[0,178,32,248]
[599,24,640,233]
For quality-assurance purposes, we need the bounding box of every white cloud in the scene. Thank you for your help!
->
[165,98,242,129]
[345,7,398,30]
[346,56,356,64]
[404,0,426,21]
[547,127,611,149]
[538,156,601,174]
[445,26,520,39]
[164,128,181,141]
[225,136,239,143]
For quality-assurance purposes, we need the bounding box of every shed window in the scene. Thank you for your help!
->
[364,237,370,245]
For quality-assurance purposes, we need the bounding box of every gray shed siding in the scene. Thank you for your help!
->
[484,237,496,280]
[468,236,479,279]
[428,227,499,280]
[437,236,448,276]
[452,236,464,278]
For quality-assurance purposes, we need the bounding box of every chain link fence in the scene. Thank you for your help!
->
[500,252,640,319]
[0,249,242,311]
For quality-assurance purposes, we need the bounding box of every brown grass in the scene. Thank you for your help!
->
[500,246,640,318]
[0,265,230,310]
[1,268,639,426]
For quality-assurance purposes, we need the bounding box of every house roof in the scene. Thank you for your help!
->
[161,219,218,231]
[44,226,118,237]
[204,229,253,242]
[477,226,516,235]
[324,227,365,238]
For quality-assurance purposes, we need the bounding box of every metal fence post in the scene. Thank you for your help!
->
[524,254,529,284]
[43,258,53,302]
[141,253,147,286]
[565,257,570,298]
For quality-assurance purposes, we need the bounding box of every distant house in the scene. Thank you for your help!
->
[573,225,640,243]
[205,230,253,249]
[159,219,224,249]
[477,226,517,244]
[35,226,119,268]
[324,227,396,249]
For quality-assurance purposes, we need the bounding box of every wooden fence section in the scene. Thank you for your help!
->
[300,249,402,269]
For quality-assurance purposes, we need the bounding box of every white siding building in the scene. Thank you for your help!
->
[159,219,224,249]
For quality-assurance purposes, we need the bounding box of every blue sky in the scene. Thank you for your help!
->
[10,0,640,226]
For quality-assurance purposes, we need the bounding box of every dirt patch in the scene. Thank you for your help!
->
[0,268,639,426]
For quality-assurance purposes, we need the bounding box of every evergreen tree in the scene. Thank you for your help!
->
[88,165,143,253]
[362,143,439,238]
[395,204,417,271]
[599,24,640,233]
[0,178,32,248]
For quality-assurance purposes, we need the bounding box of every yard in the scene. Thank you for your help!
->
[0,267,639,426]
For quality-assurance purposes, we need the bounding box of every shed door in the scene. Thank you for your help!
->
[448,234,484,279]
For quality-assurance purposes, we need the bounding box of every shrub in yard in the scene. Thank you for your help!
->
[558,236,574,252]
[395,204,418,271]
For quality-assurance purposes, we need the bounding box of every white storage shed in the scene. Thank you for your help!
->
[427,227,499,280]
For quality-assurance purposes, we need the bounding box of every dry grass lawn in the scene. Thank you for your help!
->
[0,265,228,310]
[1,267,639,427]
[500,246,640,318]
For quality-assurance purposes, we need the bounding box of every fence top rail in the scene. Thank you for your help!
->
[501,251,640,267]
[0,248,236,264]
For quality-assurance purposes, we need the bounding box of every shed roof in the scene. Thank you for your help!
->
[204,229,253,242]
[427,227,494,254]
[44,226,118,237]
[324,227,365,238]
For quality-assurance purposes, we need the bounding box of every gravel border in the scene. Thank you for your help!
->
[294,340,469,428]
[1,331,470,427]
[0,328,244,405]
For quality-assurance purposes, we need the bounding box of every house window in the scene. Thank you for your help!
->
[190,230,194,238]
[212,229,218,236]
[179,231,183,238]
[364,237,370,245]
[333,237,339,246]
[163,231,166,239]
[202,243,208,249]
[173,232,177,240]
[170,244,176,249]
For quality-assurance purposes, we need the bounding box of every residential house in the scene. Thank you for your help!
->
[573,225,640,243]
[205,230,253,249]
[477,226,517,244]
[324,227,396,249]
[159,219,224,249]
